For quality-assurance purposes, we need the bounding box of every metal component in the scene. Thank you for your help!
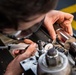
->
[56,28,74,42]
[46,48,60,67]
[37,40,45,50]
[69,42,76,58]
[55,29,76,58]
[37,52,71,75]
[0,46,8,49]
[68,53,75,66]
[44,43,53,51]
[37,40,46,55]
[14,30,22,37]
[64,38,76,49]
[47,47,57,56]
[8,43,29,50]
[20,56,37,75]
[56,28,76,50]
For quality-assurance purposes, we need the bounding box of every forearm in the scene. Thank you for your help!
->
[4,71,22,75]
[4,71,14,75]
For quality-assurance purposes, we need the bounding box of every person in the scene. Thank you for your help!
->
[0,0,73,75]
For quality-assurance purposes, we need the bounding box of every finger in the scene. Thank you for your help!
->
[57,12,73,24]
[11,50,20,57]
[22,43,37,58]
[11,49,26,57]
[60,20,73,36]
[44,17,56,40]
[48,24,56,40]
[31,50,37,56]
[24,39,34,44]
[14,50,20,54]
[67,24,73,36]
[63,13,74,23]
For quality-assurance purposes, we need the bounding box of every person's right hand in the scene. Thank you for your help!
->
[11,39,36,57]
[4,39,37,75]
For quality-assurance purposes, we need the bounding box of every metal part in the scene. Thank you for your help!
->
[37,40,53,55]
[20,56,37,75]
[37,40,45,50]
[56,28,76,54]
[45,48,60,67]
[37,51,71,75]
[56,28,76,42]
[44,43,53,51]
[8,43,29,50]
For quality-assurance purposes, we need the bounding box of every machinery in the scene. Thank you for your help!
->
[0,25,76,75]
[20,25,76,75]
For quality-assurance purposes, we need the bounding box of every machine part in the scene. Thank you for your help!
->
[37,40,54,54]
[44,43,53,51]
[8,43,29,50]
[37,40,45,50]
[45,48,60,67]
[68,53,75,66]
[37,40,49,55]
[64,38,76,50]
[20,56,37,75]
[55,27,76,60]
[56,28,71,42]
[37,51,71,75]
[56,28,76,49]
[69,42,76,58]
[56,28,76,42]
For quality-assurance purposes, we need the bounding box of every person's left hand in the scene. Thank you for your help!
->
[44,10,74,40]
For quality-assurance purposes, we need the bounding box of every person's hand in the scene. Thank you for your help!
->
[44,10,74,40]
[11,39,35,57]
[4,39,37,75]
